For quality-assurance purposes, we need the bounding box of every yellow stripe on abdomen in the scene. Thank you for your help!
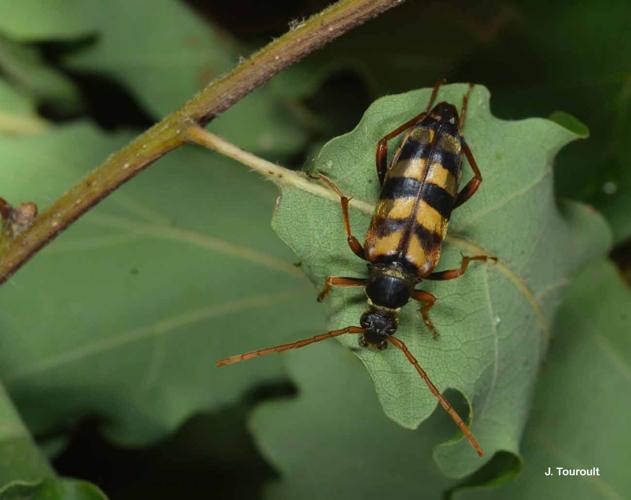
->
[416,199,449,236]
[403,233,432,275]
[365,228,405,261]
[425,163,457,197]
[375,197,416,219]
[387,158,428,181]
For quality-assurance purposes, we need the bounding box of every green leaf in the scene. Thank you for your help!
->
[251,341,455,500]
[0,123,322,444]
[0,79,47,135]
[272,84,611,476]
[456,260,631,499]
[0,381,106,499]
[0,383,52,492]
[62,0,230,117]
[0,80,34,116]
[62,0,306,156]
[530,0,631,244]
[1,479,106,500]
[250,261,630,499]
[0,36,80,113]
[0,0,97,41]
[547,112,589,138]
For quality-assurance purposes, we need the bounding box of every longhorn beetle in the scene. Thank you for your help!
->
[217,82,494,456]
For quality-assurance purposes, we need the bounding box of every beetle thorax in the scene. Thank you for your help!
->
[365,265,415,309]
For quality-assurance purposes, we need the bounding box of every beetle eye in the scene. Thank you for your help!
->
[359,312,372,329]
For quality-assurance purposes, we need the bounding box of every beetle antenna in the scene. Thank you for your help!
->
[387,336,484,456]
[458,83,475,131]
[425,79,443,112]
[216,326,364,367]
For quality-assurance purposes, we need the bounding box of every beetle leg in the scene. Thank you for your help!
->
[426,255,495,281]
[411,289,438,338]
[376,113,426,185]
[317,276,366,302]
[458,83,475,132]
[387,335,484,456]
[375,80,443,185]
[454,140,482,208]
[315,173,366,260]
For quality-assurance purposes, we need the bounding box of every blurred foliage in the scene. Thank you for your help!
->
[251,341,454,499]
[0,383,52,492]
[449,1,631,244]
[0,125,322,446]
[0,36,80,115]
[0,79,47,135]
[0,0,628,499]
[1,480,106,500]
[0,383,106,499]
[60,0,308,156]
[0,0,97,41]
[270,1,515,99]
[52,387,286,500]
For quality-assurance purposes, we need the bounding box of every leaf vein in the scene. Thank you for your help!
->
[5,289,305,382]
[477,267,499,421]
[88,212,303,277]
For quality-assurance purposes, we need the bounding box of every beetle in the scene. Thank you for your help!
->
[217,82,493,456]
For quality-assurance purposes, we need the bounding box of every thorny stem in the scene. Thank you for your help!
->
[0,0,404,285]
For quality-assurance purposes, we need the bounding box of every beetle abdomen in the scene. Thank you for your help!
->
[364,116,463,278]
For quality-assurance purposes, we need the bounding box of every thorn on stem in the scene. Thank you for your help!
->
[0,197,38,238]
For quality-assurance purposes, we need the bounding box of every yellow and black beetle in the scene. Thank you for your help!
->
[218,82,493,457]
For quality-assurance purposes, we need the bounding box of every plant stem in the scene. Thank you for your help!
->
[185,126,374,214]
[0,0,404,285]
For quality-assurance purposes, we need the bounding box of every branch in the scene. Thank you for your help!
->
[0,0,404,285]
[184,126,374,215]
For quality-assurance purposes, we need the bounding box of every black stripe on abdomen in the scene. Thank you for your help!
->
[430,148,461,177]
[415,224,443,252]
[372,217,408,237]
[396,139,432,162]
[421,183,455,219]
[380,177,421,199]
